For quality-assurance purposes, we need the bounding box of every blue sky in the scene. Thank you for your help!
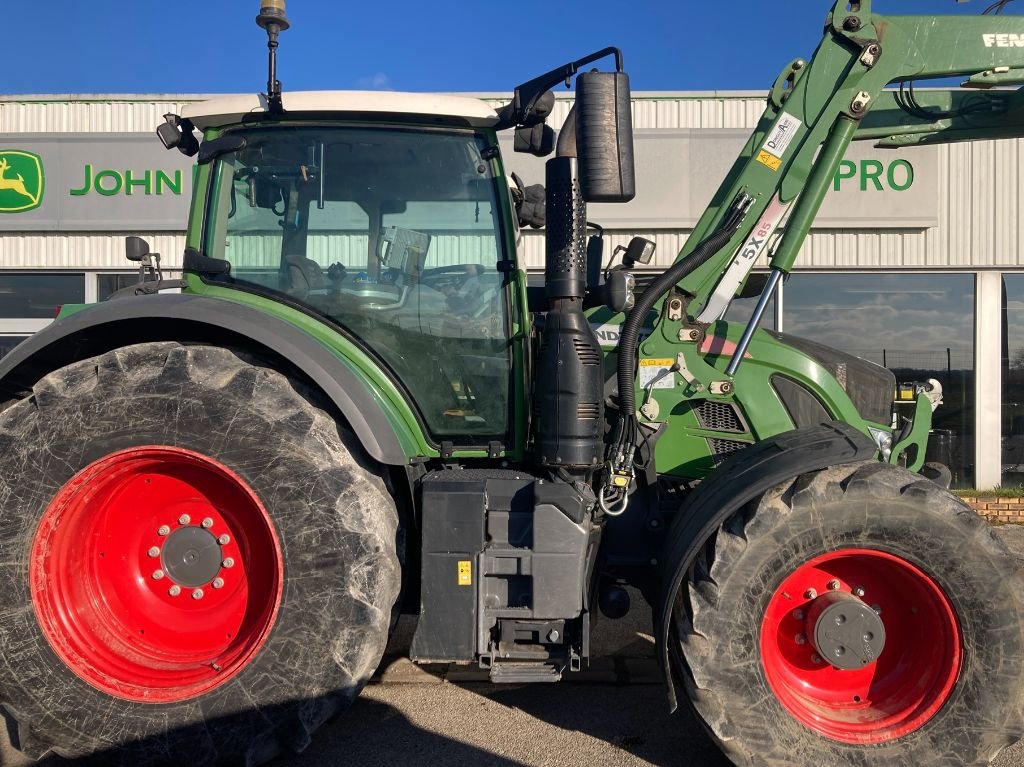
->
[4,1,997,95]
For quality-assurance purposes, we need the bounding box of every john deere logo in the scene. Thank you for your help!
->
[0,151,44,213]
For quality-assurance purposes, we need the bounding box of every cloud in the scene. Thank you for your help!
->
[356,73,392,90]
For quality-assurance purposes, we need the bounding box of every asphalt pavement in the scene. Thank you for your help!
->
[7,526,1024,767]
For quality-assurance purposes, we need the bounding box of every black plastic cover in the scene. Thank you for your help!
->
[532,308,604,469]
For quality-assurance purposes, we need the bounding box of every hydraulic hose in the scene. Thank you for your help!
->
[616,209,746,417]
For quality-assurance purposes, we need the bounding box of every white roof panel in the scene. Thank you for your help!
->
[180,91,498,129]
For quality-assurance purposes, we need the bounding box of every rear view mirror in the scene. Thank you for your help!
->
[576,71,636,203]
[125,236,151,262]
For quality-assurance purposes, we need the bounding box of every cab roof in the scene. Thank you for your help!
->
[180,91,499,130]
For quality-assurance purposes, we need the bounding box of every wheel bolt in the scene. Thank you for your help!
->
[202,517,214,529]
[152,569,165,580]
[218,534,231,545]
[853,586,866,597]
[192,588,204,600]
[804,588,817,599]
[872,604,882,615]
[222,557,235,568]
[793,609,804,621]
[212,577,225,589]
[147,546,160,558]
[168,585,181,597]
[827,580,841,591]
[179,514,191,525]
[811,653,822,664]
[835,614,847,626]
[158,525,171,536]
[795,634,806,645]
[834,646,846,657]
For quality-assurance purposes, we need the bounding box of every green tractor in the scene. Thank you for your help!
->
[3,1,1024,764]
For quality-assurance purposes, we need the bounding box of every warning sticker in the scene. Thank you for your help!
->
[756,150,782,171]
[457,560,472,586]
[760,113,802,161]
[639,358,675,390]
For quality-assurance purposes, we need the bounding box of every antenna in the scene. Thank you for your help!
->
[256,0,291,114]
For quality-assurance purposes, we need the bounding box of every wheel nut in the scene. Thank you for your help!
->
[157,525,171,536]
[218,534,231,545]
[178,514,191,525]
[827,580,841,591]
[168,585,181,597]
[793,609,804,621]
[872,604,882,615]
[147,546,160,558]
[202,517,214,529]
[212,577,225,589]
[222,557,235,569]
[152,569,165,580]
[804,588,817,599]
[795,634,806,645]
[192,588,204,600]
[853,586,866,597]
[835,646,846,657]
[811,653,822,664]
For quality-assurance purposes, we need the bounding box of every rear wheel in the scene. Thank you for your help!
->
[0,342,401,765]
[674,461,1024,766]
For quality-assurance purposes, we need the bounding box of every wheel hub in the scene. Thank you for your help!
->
[160,526,224,588]
[805,590,886,670]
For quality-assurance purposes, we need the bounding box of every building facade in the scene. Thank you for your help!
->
[0,92,1019,488]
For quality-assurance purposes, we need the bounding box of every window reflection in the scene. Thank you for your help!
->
[0,274,84,319]
[0,336,27,360]
[784,273,975,487]
[1002,276,1024,486]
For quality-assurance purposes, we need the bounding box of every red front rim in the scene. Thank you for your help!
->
[760,548,962,743]
[30,446,283,703]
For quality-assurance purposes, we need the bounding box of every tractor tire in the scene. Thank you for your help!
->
[673,461,1024,766]
[0,342,401,766]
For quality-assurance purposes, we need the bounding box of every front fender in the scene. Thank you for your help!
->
[655,421,877,710]
[0,294,413,466]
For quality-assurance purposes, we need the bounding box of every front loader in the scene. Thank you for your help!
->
[2,1,1024,765]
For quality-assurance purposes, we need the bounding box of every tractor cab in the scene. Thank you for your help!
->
[180,93,517,440]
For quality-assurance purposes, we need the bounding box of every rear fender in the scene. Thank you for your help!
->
[0,294,410,465]
[655,421,877,710]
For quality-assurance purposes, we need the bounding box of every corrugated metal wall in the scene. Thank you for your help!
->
[0,92,1019,272]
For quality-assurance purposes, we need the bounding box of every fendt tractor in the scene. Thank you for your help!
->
[5,1,1024,765]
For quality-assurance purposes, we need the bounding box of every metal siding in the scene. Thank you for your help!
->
[0,93,1021,273]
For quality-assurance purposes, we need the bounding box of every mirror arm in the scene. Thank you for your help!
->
[496,47,625,130]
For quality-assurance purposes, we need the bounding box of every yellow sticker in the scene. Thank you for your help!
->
[639,358,674,367]
[457,560,472,586]
[756,150,782,171]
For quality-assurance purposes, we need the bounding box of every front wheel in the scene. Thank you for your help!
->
[0,342,401,765]
[674,461,1024,766]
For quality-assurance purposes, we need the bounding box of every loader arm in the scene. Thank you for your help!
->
[674,0,1024,325]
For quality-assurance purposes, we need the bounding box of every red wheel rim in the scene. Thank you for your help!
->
[30,446,283,703]
[760,548,962,743]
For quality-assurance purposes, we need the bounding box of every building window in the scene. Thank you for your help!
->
[0,335,28,360]
[1002,275,1024,486]
[97,273,143,301]
[783,273,975,487]
[0,273,84,319]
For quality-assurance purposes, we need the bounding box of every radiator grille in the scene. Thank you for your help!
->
[707,438,749,462]
[695,401,744,433]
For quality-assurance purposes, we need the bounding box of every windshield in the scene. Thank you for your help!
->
[206,125,511,440]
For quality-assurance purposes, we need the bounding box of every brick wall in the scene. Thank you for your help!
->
[960,497,1024,523]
